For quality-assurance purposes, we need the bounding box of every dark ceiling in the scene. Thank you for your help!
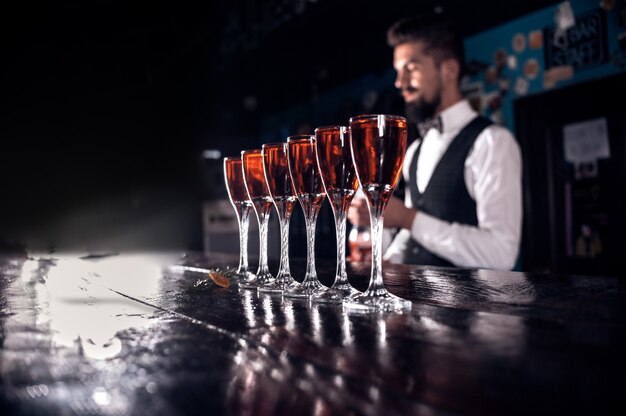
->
[3,0,562,147]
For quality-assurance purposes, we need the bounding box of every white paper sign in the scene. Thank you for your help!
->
[563,117,610,163]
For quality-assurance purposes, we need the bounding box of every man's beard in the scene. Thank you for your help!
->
[404,84,442,124]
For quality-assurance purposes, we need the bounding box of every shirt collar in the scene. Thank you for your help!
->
[438,99,477,135]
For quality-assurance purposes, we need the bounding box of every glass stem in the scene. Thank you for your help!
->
[258,208,271,275]
[277,214,292,279]
[367,204,386,294]
[237,203,251,274]
[333,209,348,286]
[304,208,319,281]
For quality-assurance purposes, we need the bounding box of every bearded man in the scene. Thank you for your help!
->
[348,17,523,270]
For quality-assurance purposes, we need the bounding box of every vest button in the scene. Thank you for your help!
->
[416,198,425,207]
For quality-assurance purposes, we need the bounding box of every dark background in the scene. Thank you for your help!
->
[2,0,562,254]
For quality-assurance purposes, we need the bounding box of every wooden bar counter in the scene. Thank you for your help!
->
[1,253,624,415]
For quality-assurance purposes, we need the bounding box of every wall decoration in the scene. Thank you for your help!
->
[544,9,608,70]
[543,65,574,88]
[494,48,508,70]
[498,78,510,94]
[563,117,610,165]
[485,66,498,84]
[514,76,530,95]
[529,30,544,49]
[555,1,576,29]
[523,58,540,79]
[512,32,527,52]
[486,91,502,111]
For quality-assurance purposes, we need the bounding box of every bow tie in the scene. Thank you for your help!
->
[417,116,443,137]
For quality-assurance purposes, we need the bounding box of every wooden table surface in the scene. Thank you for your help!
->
[1,252,624,415]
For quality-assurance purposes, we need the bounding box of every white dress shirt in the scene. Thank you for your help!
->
[384,99,523,270]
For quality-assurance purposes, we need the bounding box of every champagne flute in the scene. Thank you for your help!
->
[312,126,359,303]
[345,114,412,311]
[259,143,298,293]
[241,149,274,289]
[224,156,254,282]
[285,135,327,298]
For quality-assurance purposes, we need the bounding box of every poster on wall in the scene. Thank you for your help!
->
[544,9,608,70]
[563,117,610,179]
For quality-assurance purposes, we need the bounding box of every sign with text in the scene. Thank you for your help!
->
[544,9,608,70]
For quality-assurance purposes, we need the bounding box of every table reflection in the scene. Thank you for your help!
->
[1,253,623,415]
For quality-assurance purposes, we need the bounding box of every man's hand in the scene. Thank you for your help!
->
[348,195,416,230]
[382,196,417,230]
[347,197,370,227]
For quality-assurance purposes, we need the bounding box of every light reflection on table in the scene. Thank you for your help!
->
[0,252,624,415]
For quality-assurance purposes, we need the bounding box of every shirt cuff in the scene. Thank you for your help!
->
[383,229,411,264]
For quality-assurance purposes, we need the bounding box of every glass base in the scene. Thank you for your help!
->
[239,271,274,290]
[284,277,326,299]
[342,290,412,312]
[311,281,359,304]
[258,276,298,293]
[238,277,259,290]
[232,270,255,282]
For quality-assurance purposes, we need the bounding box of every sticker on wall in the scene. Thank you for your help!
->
[512,32,526,53]
[555,1,575,32]
[514,76,529,96]
[529,30,543,49]
[485,66,498,84]
[494,48,507,69]
[507,55,518,70]
[498,78,510,94]
[523,58,540,79]
[543,65,574,88]
[485,91,502,111]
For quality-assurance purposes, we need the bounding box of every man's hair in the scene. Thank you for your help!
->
[387,16,465,80]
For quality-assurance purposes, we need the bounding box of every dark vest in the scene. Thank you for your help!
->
[403,116,493,266]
